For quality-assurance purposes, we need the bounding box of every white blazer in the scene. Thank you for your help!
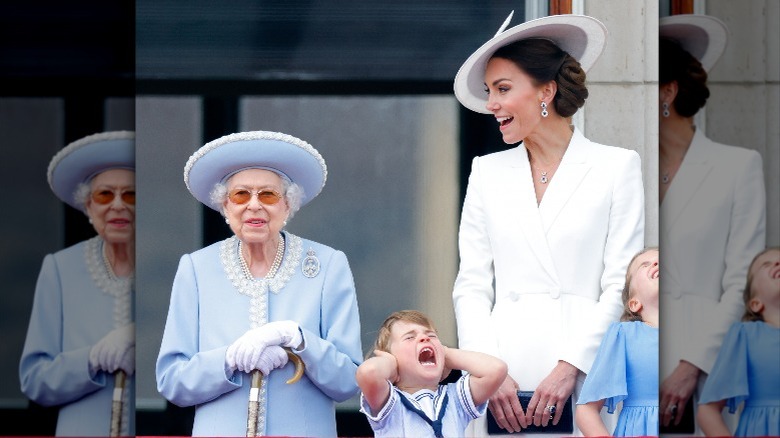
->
[453,127,645,393]
[660,128,766,377]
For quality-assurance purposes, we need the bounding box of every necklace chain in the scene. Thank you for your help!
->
[239,234,285,280]
[530,156,563,184]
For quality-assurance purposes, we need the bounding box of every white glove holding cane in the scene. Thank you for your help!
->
[226,321,302,373]
[89,323,135,375]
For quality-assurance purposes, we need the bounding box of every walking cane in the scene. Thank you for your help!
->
[246,349,305,437]
[109,370,127,437]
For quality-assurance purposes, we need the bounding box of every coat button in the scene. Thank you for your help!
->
[509,291,520,301]
[549,289,561,299]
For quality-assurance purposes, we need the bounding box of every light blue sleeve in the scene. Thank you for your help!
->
[155,254,242,406]
[699,323,749,413]
[293,250,362,402]
[19,254,105,406]
[577,322,627,414]
[452,374,487,422]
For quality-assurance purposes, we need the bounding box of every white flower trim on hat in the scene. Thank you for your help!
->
[46,130,135,191]
[46,130,135,211]
[183,131,328,195]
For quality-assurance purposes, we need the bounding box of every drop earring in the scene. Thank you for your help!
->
[540,101,549,118]
[662,102,670,118]
[225,217,229,224]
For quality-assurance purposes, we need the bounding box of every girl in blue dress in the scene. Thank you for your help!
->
[576,247,659,436]
[698,247,780,436]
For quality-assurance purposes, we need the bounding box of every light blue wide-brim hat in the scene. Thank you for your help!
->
[659,14,728,72]
[454,12,608,114]
[184,131,328,211]
[47,131,136,212]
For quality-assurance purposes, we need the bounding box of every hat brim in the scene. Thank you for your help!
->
[660,14,728,72]
[454,14,607,114]
[184,132,327,211]
[47,131,135,211]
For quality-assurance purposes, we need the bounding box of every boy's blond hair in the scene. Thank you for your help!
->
[371,310,437,356]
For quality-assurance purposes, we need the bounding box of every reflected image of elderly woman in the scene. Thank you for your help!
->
[156,131,362,436]
[19,131,136,436]
[451,14,645,435]
[658,15,766,432]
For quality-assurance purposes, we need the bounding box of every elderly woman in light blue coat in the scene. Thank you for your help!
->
[20,131,136,436]
[156,131,362,437]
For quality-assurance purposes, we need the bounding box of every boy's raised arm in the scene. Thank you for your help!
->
[444,346,507,406]
[356,350,398,415]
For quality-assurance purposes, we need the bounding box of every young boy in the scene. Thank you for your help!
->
[357,310,507,437]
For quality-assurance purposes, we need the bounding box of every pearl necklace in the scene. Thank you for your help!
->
[239,234,285,279]
[102,244,119,281]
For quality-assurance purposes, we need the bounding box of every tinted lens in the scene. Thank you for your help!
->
[257,190,281,205]
[228,189,252,204]
[121,191,136,205]
[228,189,281,205]
[91,190,115,204]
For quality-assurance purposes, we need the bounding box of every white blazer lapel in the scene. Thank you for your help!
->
[539,129,592,233]
[505,146,560,283]
[661,129,713,232]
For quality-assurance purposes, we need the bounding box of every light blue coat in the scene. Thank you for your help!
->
[156,232,362,437]
[19,238,135,436]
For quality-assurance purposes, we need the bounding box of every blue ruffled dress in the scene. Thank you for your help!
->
[578,321,658,436]
[699,321,780,436]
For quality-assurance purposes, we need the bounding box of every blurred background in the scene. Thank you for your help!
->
[0,1,134,434]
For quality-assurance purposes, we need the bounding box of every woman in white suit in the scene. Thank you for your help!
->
[451,14,645,435]
[658,15,766,432]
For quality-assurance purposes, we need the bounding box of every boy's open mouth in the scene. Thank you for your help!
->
[418,347,436,367]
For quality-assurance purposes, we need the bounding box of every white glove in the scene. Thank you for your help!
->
[89,323,135,374]
[117,346,135,375]
[226,321,301,373]
[249,345,289,374]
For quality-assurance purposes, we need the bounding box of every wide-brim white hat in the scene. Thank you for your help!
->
[184,131,328,211]
[47,131,135,211]
[659,14,728,72]
[454,13,608,114]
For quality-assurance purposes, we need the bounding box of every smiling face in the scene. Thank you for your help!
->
[388,320,445,391]
[484,57,549,144]
[223,168,289,245]
[747,248,780,319]
[626,249,660,317]
[85,169,135,245]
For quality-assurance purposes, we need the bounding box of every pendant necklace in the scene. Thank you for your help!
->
[531,156,563,184]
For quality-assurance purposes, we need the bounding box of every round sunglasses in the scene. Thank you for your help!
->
[228,189,283,205]
[91,189,136,205]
